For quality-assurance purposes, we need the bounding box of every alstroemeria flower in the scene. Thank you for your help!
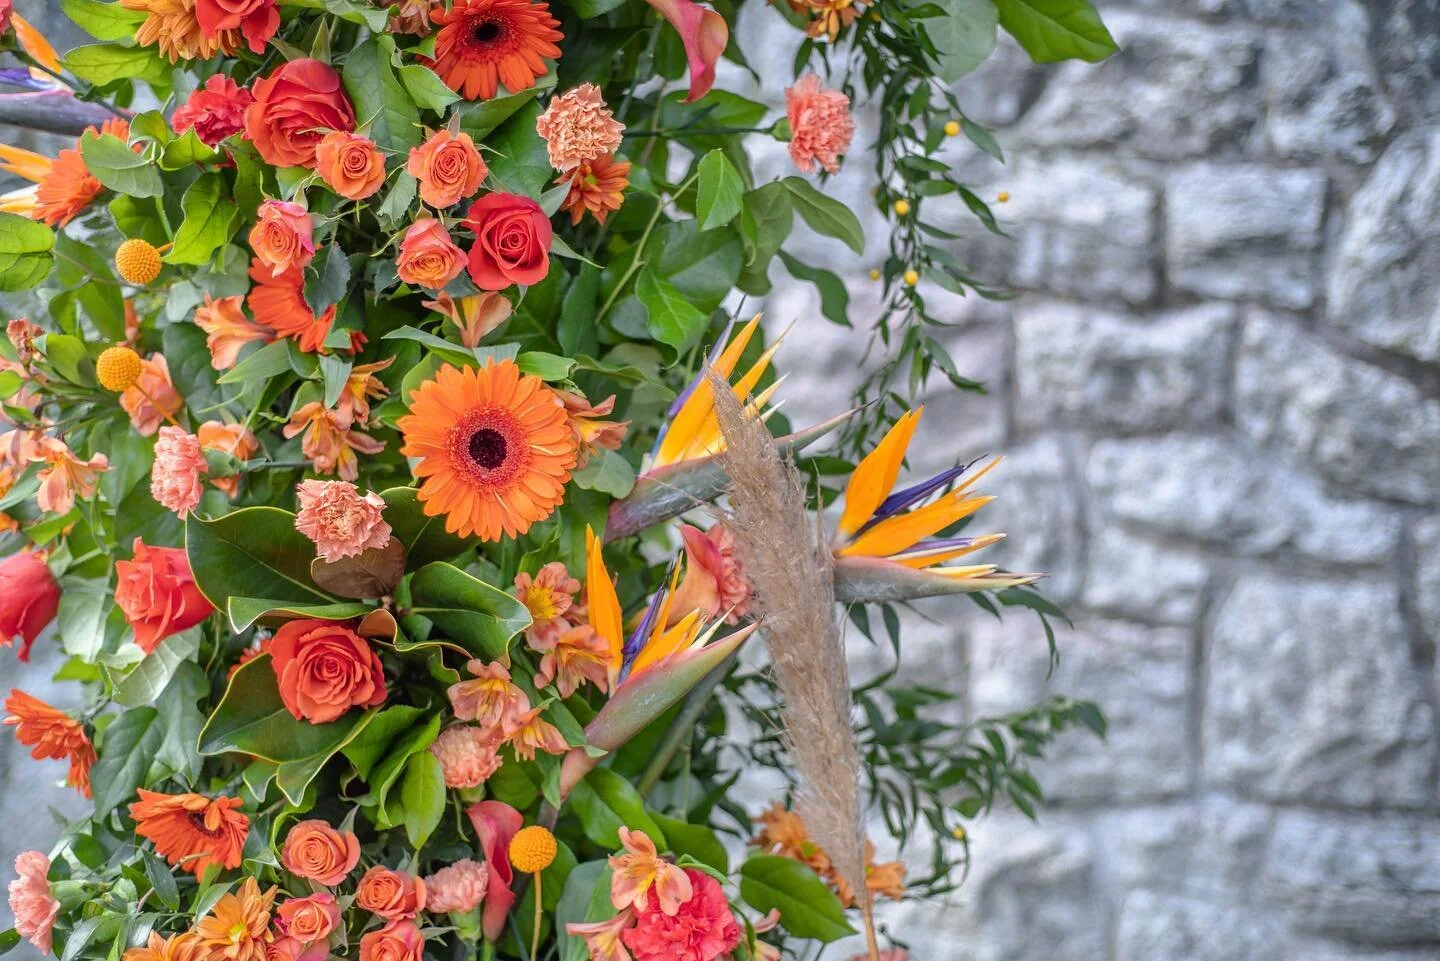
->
[565,911,634,961]
[609,828,693,916]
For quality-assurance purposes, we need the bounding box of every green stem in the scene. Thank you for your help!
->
[637,650,738,799]
[594,170,699,325]
[625,126,775,139]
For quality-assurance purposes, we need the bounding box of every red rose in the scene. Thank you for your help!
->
[271,619,387,724]
[464,193,552,290]
[172,75,254,147]
[114,538,215,654]
[0,550,60,662]
[195,0,280,54]
[244,59,356,169]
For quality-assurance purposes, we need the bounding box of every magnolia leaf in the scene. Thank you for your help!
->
[225,598,374,633]
[380,487,474,567]
[406,561,532,663]
[739,856,855,941]
[310,538,408,600]
[186,508,331,611]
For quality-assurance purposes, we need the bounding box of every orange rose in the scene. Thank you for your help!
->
[396,219,465,291]
[114,538,215,654]
[275,892,340,944]
[359,921,423,961]
[355,866,426,920]
[271,619,387,723]
[406,130,487,209]
[315,131,386,201]
[244,59,356,169]
[280,819,361,886]
[248,200,313,278]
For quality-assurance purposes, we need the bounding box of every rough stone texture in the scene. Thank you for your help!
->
[1204,576,1434,806]
[1115,891,1289,961]
[1080,526,1209,625]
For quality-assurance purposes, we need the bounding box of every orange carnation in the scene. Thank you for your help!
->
[355,866,426,921]
[248,200,314,278]
[270,619,387,723]
[280,819,361,886]
[396,218,466,291]
[129,789,249,876]
[3,690,95,796]
[315,131,386,201]
[406,130,487,209]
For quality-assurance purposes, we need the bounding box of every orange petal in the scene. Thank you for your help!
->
[586,527,625,686]
[839,490,993,559]
[837,407,923,538]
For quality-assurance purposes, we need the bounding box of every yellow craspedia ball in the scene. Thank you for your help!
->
[96,345,143,392]
[115,238,162,285]
[944,120,960,137]
[508,825,557,873]
[893,199,911,217]
[903,269,919,287]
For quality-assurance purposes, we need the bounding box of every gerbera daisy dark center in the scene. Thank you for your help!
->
[473,20,503,43]
[468,427,508,469]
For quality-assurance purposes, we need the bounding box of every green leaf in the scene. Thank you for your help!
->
[40,332,91,385]
[160,129,223,171]
[739,855,856,941]
[61,0,148,41]
[152,661,208,783]
[994,0,1119,62]
[571,447,635,498]
[216,339,294,385]
[556,862,614,961]
[636,268,708,353]
[782,177,865,253]
[380,487,474,567]
[651,813,728,873]
[343,35,423,151]
[484,100,552,198]
[563,0,628,16]
[398,64,463,113]
[406,562,532,663]
[926,0,1000,83]
[0,213,54,292]
[568,768,667,849]
[143,852,180,910]
[399,750,446,849]
[306,244,352,315]
[778,250,850,327]
[457,85,545,141]
[186,508,330,610]
[80,132,163,198]
[55,576,111,662]
[198,654,375,762]
[64,43,167,86]
[696,150,744,231]
[226,598,373,633]
[167,173,238,266]
[517,351,576,381]
[380,325,475,367]
[322,0,390,29]
[111,629,202,707]
[91,707,163,812]
[376,172,418,228]
[643,220,743,314]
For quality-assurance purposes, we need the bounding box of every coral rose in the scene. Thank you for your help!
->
[115,538,215,654]
[356,866,426,920]
[621,868,741,961]
[172,74,253,146]
[0,550,60,662]
[8,851,59,953]
[785,73,854,175]
[315,130,386,201]
[244,59,356,169]
[281,820,361,885]
[294,479,392,562]
[463,193,551,290]
[270,618,387,723]
[358,921,423,961]
[396,218,466,291]
[249,200,314,277]
[195,0,279,54]
[406,129,487,209]
[276,892,340,946]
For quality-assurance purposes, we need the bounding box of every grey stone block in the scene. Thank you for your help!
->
[1116,890,1290,961]
[981,435,1085,602]
[1080,526,1209,626]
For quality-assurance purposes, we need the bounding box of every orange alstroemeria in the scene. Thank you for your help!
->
[447,659,529,735]
[422,292,512,349]
[564,911,633,961]
[283,402,383,481]
[30,436,108,514]
[335,357,393,428]
[608,827,693,915]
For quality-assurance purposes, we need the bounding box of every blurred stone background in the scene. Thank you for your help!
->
[6,0,1440,959]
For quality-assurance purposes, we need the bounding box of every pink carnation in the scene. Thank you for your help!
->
[424,859,489,914]
[785,74,854,175]
[150,426,207,517]
[621,868,741,961]
[9,851,59,954]
[172,74,254,146]
[429,725,503,789]
[535,84,625,172]
[294,479,392,562]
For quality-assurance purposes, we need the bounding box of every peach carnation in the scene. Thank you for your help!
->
[150,426,207,517]
[621,867,740,961]
[670,523,750,625]
[424,859,489,914]
[785,74,854,175]
[8,851,59,953]
[535,84,625,172]
[294,479,392,562]
[429,725,502,789]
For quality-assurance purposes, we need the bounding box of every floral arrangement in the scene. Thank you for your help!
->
[0,0,1114,959]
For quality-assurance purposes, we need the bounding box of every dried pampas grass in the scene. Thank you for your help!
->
[707,368,878,954]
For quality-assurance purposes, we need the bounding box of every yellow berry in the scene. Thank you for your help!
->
[903,269,919,287]
[944,120,960,137]
[952,826,966,839]
[868,268,881,281]
[508,825,557,873]
[115,238,162,285]
[893,199,910,217]
[997,191,1010,203]
[96,345,143,393]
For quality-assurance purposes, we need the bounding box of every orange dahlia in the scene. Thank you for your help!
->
[128,789,249,876]
[193,877,276,961]
[3,690,95,797]
[556,154,630,226]
[246,259,336,353]
[429,0,563,102]
[397,360,577,541]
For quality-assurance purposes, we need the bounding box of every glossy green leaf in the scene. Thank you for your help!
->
[111,628,202,707]
[226,597,373,633]
[80,132,163,198]
[636,267,708,353]
[571,447,636,498]
[739,855,855,941]
[167,173,238,265]
[926,0,999,83]
[399,750,445,849]
[216,339,294,385]
[398,64,462,112]
[61,0,148,41]
[406,561,531,662]
[91,706,162,812]
[555,861,614,961]
[783,177,864,254]
[380,487,474,567]
[0,213,54,292]
[152,661,208,783]
[64,43,167,86]
[778,250,850,327]
[651,813,728,873]
[160,129,222,171]
[994,0,1118,62]
[186,508,330,610]
[484,100,552,198]
[568,768,666,849]
[343,35,423,151]
[696,149,744,230]
[457,85,544,141]
[55,576,111,662]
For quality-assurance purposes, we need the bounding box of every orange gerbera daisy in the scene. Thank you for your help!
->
[193,877,276,961]
[0,119,130,228]
[246,259,336,353]
[397,360,578,541]
[3,690,96,797]
[556,154,630,226]
[429,0,563,101]
[129,789,249,876]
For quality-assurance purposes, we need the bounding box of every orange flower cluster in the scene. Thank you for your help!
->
[751,803,905,907]
[3,690,95,796]
[281,359,391,480]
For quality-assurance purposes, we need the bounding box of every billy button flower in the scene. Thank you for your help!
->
[114,238,171,286]
[508,825,558,960]
[96,345,182,429]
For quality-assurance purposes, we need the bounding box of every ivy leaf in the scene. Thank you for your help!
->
[635,267,708,353]
[739,856,855,941]
[0,213,54,292]
[696,149,744,231]
[167,173,239,266]
[782,177,864,254]
[925,0,999,83]
[994,0,1118,63]
[90,707,163,812]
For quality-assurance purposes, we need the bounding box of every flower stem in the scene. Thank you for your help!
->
[530,873,542,961]
[637,649,738,799]
[595,170,700,326]
[624,126,775,138]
